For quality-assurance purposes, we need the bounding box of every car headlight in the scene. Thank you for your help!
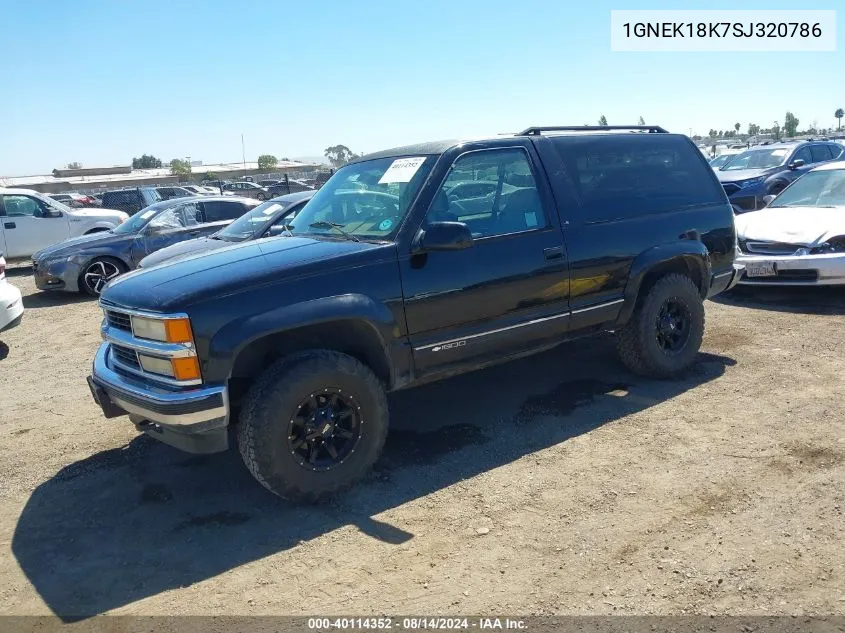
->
[137,353,201,381]
[738,177,765,189]
[130,315,194,343]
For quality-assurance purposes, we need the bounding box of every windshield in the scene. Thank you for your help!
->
[769,169,845,208]
[287,156,436,240]
[110,199,178,234]
[721,148,789,170]
[709,154,736,168]
[218,198,298,241]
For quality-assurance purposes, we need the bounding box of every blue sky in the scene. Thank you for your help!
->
[1,0,843,175]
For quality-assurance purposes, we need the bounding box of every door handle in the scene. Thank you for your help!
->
[543,246,563,261]
[4,222,16,229]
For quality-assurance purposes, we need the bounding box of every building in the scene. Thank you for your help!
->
[0,160,321,194]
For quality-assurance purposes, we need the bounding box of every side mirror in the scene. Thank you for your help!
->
[762,194,777,207]
[416,221,473,252]
[788,158,805,169]
[40,208,63,218]
[266,225,288,237]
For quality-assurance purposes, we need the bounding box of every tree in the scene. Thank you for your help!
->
[772,121,781,140]
[324,145,359,169]
[747,123,760,136]
[201,172,218,182]
[783,112,799,138]
[637,116,645,125]
[132,154,163,169]
[598,115,608,126]
[836,108,844,131]
[734,123,740,134]
[257,154,278,171]
[66,161,82,170]
[170,159,191,176]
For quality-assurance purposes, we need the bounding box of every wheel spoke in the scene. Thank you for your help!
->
[290,437,306,451]
[308,442,319,464]
[325,442,339,460]
[334,427,354,439]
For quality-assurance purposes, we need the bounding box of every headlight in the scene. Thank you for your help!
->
[738,177,765,189]
[137,353,201,381]
[131,315,193,343]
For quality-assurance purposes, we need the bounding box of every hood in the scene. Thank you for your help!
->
[715,168,774,183]
[138,236,224,268]
[735,206,845,246]
[33,231,130,261]
[67,207,128,219]
[103,236,390,312]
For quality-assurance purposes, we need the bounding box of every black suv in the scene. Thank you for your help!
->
[88,125,739,501]
[715,140,843,212]
[100,187,162,215]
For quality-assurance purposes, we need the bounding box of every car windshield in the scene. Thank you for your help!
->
[286,156,436,240]
[721,148,790,170]
[110,200,178,234]
[769,169,845,208]
[709,154,736,168]
[218,198,298,241]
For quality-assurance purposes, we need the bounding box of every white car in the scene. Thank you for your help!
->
[0,188,128,262]
[736,161,845,285]
[0,255,23,332]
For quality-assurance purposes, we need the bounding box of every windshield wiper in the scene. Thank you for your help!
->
[308,221,360,242]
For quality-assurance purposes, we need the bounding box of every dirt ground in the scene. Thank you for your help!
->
[0,267,843,619]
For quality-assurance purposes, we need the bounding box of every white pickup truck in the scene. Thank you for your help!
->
[0,188,128,262]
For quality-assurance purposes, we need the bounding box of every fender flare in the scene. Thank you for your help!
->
[211,293,399,384]
[616,241,711,325]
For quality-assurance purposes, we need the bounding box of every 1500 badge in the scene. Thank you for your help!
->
[431,340,466,352]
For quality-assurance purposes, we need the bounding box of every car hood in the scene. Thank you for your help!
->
[67,208,128,219]
[715,168,773,183]
[102,236,389,312]
[138,236,227,268]
[735,206,845,246]
[33,231,130,261]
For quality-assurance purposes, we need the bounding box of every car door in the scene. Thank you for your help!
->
[810,144,833,165]
[786,146,814,183]
[0,193,71,258]
[199,200,251,232]
[398,145,570,378]
[132,202,203,265]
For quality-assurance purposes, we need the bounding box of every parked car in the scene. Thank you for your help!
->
[708,151,742,169]
[32,196,259,295]
[0,254,24,332]
[100,188,162,215]
[222,181,270,200]
[47,192,98,208]
[137,191,315,268]
[0,188,128,262]
[87,125,739,501]
[735,161,845,285]
[267,179,314,197]
[257,179,282,188]
[715,140,844,213]
[155,186,195,201]
[181,185,215,196]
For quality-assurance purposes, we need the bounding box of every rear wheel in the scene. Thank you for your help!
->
[256,192,266,201]
[80,257,127,296]
[237,350,389,502]
[616,273,704,378]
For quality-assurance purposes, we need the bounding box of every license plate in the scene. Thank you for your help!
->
[746,262,776,277]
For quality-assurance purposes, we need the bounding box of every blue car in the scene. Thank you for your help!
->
[715,140,843,213]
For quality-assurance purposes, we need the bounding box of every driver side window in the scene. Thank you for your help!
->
[793,146,812,165]
[2,195,45,217]
[427,149,547,239]
[148,208,184,230]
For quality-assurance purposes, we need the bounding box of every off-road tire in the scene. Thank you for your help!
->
[616,273,704,378]
[237,350,388,502]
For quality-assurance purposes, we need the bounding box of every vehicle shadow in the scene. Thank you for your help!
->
[0,341,8,360]
[21,291,93,310]
[714,285,845,315]
[12,337,735,620]
[5,264,34,278]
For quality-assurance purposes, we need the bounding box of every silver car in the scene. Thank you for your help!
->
[222,181,270,200]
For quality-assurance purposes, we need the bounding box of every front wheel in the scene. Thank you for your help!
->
[80,257,127,296]
[237,350,389,502]
[616,273,705,378]
[256,193,266,201]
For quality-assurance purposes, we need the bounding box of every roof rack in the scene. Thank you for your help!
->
[517,125,668,136]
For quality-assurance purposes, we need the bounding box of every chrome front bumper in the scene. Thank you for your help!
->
[90,342,228,431]
[737,252,845,286]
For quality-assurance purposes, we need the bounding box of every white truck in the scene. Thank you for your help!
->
[0,188,128,262]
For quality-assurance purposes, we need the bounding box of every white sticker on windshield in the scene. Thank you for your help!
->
[141,209,156,219]
[262,203,284,215]
[378,157,426,184]
[772,149,789,157]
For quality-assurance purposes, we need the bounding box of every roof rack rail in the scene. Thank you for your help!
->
[517,125,668,136]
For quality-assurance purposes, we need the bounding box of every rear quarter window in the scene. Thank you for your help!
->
[549,135,725,221]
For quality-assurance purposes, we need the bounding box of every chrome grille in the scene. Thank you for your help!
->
[743,241,802,256]
[111,345,141,370]
[105,310,132,332]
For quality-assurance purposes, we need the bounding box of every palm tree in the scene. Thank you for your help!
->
[598,115,608,126]
[734,123,741,134]
[836,108,844,131]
